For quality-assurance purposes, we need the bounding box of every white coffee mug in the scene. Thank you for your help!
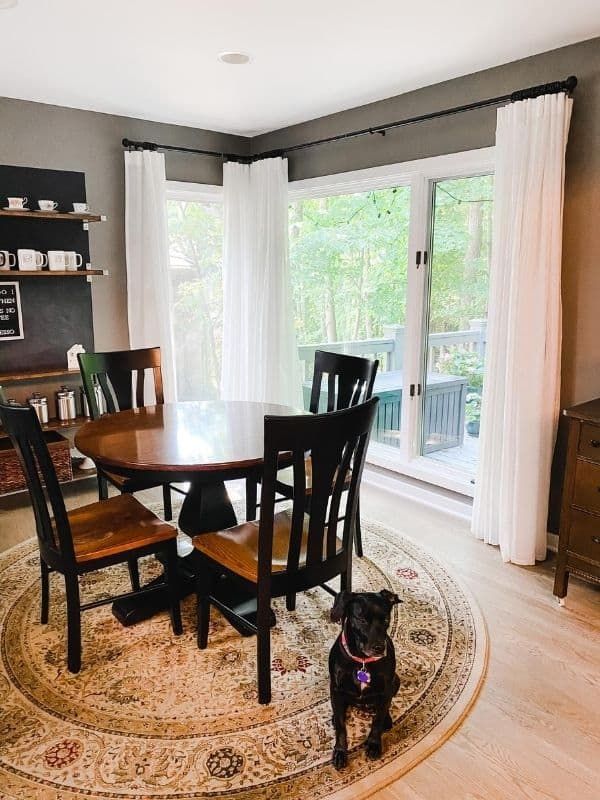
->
[48,250,68,270]
[18,248,46,270]
[38,199,58,211]
[7,197,28,209]
[0,250,16,269]
[64,251,83,270]
[72,202,89,213]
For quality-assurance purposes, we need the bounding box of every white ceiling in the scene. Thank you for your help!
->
[1,0,598,136]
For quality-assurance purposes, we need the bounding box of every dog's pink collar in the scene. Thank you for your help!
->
[340,622,385,692]
[340,626,386,664]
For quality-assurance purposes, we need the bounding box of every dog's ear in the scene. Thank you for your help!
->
[330,591,354,624]
[380,589,402,606]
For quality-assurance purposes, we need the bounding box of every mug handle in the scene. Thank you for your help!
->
[37,252,48,267]
[52,201,58,210]
[74,253,83,268]
[23,197,28,206]
[9,253,16,267]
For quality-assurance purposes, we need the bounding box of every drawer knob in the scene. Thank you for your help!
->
[592,536,600,545]
[590,439,600,448]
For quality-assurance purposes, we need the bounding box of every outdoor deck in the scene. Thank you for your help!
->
[425,427,479,476]
[298,320,486,477]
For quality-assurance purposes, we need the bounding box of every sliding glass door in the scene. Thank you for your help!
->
[420,175,493,480]
[289,150,494,493]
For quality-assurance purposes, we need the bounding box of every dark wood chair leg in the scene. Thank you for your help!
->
[65,573,81,673]
[354,497,364,557]
[164,541,182,635]
[162,484,173,521]
[246,476,258,521]
[286,592,297,612]
[257,589,272,705]
[196,570,212,649]
[40,558,50,624]
[341,567,352,594]
[127,558,140,591]
[97,473,108,501]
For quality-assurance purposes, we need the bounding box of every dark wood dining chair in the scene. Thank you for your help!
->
[0,396,182,674]
[195,397,379,704]
[246,350,379,558]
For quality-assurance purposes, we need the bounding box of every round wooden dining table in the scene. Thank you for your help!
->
[75,400,303,626]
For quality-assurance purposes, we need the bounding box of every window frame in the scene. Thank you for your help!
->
[165,181,224,400]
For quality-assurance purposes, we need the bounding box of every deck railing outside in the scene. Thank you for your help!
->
[297,319,487,380]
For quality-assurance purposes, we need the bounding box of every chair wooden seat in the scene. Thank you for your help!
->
[275,457,351,496]
[194,509,342,583]
[62,494,177,564]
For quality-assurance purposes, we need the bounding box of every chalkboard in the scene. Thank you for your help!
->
[0,282,23,341]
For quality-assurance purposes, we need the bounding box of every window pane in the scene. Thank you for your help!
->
[167,199,223,400]
[421,175,493,476]
[289,187,411,450]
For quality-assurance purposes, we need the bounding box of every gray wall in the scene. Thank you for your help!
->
[253,37,600,410]
[0,97,250,351]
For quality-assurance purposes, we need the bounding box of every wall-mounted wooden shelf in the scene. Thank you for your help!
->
[0,367,81,384]
[0,209,105,222]
[2,269,108,277]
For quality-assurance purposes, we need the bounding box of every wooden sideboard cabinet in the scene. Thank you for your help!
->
[554,398,600,603]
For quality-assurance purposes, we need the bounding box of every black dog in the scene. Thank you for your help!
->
[329,589,402,769]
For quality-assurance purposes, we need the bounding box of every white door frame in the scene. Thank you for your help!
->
[289,147,495,496]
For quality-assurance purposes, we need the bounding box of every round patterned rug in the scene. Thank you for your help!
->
[0,516,487,800]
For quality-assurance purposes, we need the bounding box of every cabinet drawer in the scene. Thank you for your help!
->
[577,422,600,463]
[567,509,600,564]
[573,459,600,512]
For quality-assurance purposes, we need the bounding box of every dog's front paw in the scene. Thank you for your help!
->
[365,737,382,760]
[332,747,348,770]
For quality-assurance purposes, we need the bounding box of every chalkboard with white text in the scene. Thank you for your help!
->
[0,282,24,342]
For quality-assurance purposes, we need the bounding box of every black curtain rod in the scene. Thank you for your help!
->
[122,75,577,163]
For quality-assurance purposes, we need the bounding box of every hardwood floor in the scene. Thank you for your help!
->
[1,478,598,799]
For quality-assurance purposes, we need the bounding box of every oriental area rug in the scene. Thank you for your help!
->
[0,515,487,799]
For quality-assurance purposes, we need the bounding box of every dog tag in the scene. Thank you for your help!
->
[356,668,371,685]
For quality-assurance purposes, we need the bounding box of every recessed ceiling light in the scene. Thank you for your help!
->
[0,0,18,8]
[218,51,250,65]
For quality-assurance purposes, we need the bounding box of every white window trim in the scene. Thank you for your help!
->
[166,181,223,203]
[288,148,495,199]
[289,147,495,498]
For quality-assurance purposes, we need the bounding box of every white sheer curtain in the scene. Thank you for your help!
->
[221,157,301,407]
[124,149,176,402]
[472,92,573,565]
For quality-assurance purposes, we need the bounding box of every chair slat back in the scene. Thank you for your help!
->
[78,347,164,419]
[259,398,378,585]
[0,398,75,566]
[309,350,378,414]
